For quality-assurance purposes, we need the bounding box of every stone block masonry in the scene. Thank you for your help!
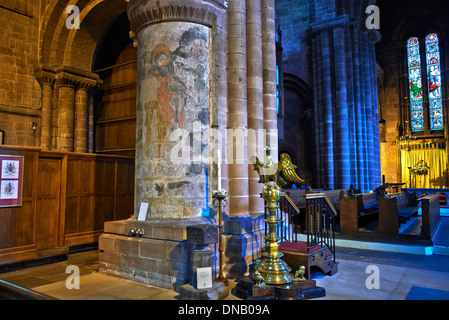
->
[99,218,215,290]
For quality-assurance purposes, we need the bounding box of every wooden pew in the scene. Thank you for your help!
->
[339,190,379,234]
[421,193,441,240]
[378,191,419,237]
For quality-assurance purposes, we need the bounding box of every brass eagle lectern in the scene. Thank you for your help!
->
[252,146,304,285]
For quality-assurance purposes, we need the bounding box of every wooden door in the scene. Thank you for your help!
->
[35,158,62,250]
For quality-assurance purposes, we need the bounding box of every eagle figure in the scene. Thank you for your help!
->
[252,146,304,187]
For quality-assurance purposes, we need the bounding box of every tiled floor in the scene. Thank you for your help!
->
[1,246,449,300]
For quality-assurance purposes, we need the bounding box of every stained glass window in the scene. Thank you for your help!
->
[425,34,444,131]
[407,37,424,132]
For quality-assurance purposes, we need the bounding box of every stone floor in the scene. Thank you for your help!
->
[1,245,449,300]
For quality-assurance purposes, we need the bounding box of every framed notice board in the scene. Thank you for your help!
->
[0,155,24,208]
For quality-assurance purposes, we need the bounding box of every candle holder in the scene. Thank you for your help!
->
[212,189,228,285]
[252,146,305,285]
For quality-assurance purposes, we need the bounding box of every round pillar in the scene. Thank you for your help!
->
[128,0,226,219]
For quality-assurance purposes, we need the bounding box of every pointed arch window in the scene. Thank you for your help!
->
[426,34,443,131]
[407,34,444,132]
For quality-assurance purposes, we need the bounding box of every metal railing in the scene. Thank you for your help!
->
[264,191,336,261]
[305,193,336,260]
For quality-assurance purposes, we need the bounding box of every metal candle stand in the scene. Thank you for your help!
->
[212,189,228,286]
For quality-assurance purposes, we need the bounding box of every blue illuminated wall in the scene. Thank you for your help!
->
[276,0,382,192]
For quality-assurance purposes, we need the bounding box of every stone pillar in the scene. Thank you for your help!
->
[350,24,367,191]
[332,21,350,189]
[319,28,334,189]
[130,6,215,219]
[369,29,382,190]
[128,0,228,217]
[361,31,375,190]
[74,88,88,153]
[246,0,264,217]
[74,78,98,153]
[262,0,278,160]
[226,0,249,218]
[311,35,324,187]
[309,16,382,191]
[54,67,100,153]
[98,0,228,291]
[35,66,56,150]
[56,82,76,152]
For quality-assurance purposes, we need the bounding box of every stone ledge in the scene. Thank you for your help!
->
[103,217,215,241]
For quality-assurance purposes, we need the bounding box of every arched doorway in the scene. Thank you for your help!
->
[280,73,315,186]
[92,12,137,157]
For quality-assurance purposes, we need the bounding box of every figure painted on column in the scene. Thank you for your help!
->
[147,44,186,129]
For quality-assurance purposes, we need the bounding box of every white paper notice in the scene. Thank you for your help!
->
[137,202,149,221]
[197,267,213,289]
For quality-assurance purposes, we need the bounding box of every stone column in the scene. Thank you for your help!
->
[227,0,249,218]
[98,0,228,291]
[262,0,278,160]
[320,28,334,189]
[311,35,324,187]
[54,67,100,153]
[74,78,98,153]
[127,0,225,219]
[350,24,367,191]
[246,0,264,217]
[361,31,375,190]
[35,66,56,150]
[369,29,382,190]
[332,20,350,189]
[55,78,76,152]
[74,88,88,153]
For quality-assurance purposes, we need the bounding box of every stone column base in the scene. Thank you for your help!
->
[223,214,265,279]
[98,217,213,291]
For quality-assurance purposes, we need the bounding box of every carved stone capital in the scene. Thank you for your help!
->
[127,0,226,36]
[55,66,101,90]
[310,15,349,36]
[35,65,56,87]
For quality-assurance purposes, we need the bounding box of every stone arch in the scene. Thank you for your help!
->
[391,13,446,44]
[283,73,313,108]
[39,0,128,71]
[280,73,315,186]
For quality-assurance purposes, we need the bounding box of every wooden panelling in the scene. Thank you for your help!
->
[95,43,137,156]
[36,158,61,250]
[0,146,135,264]
[0,148,39,263]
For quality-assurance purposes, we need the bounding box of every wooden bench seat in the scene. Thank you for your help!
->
[339,190,379,234]
[378,191,419,237]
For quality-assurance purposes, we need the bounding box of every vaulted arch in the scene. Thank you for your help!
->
[39,0,128,71]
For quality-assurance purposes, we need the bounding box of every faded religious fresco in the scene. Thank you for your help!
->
[135,22,211,219]
[139,24,210,132]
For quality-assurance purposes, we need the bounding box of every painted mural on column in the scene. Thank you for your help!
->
[135,23,211,218]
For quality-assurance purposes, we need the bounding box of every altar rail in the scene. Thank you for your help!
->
[0,145,134,265]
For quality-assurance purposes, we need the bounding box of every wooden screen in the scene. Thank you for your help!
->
[95,43,137,156]
[0,146,135,264]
